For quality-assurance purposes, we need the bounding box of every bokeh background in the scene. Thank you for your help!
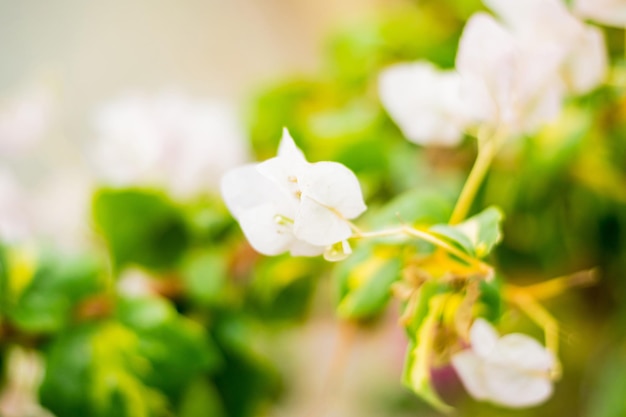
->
[1,0,625,416]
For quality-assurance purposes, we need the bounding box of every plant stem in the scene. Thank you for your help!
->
[351,224,491,273]
[449,129,502,225]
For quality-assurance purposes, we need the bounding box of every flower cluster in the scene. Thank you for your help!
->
[221,129,366,257]
[379,0,608,146]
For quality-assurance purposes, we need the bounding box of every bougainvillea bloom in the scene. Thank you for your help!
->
[378,61,470,147]
[451,319,555,408]
[221,129,366,257]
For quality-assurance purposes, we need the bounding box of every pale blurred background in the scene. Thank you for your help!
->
[0,0,402,115]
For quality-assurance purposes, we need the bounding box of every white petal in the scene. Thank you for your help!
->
[299,161,366,219]
[564,26,607,93]
[256,156,306,197]
[456,13,516,126]
[469,318,500,358]
[574,0,626,28]
[378,62,468,146]
[257,130,310,196]
[293,195,353,246]
[288,239,326,257]
[482,334,554,407]
[485,0,580,40]
[237,204,295,256]
[220,164,295,220]
[277,128,307,164]
[490,334,555,372]
[451,350,490,401]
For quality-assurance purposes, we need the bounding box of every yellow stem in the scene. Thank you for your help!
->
[449,127,507,225]
[505,292,562,379]
[504,269,598,301]
[351,224,491,274]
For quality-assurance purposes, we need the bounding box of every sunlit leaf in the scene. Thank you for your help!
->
[93,188,190,270]
[334,243,402,319]
[430,206,504,258]
[402,294,454,413]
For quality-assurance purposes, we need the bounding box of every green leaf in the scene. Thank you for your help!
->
[369,187,454,229]
[178,377,226,417]
[585,345,626,417]
[7,251,103,332]
[402,294,454,413]
[430,206,504,258]
[334,243,402,320]
[116,296,222,398]
[0,244,9,314]
[92,188,190,270]
[40,325,97,417]
[212,314,282,417]
[250,255,321,322]
[181,249,231,308]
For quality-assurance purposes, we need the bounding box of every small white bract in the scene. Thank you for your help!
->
[451,318,555,408]
[378,61,470,147]
[485,0,607,94]
[456,13,566,136]
[574,0,626,28]
[221,128,366,257]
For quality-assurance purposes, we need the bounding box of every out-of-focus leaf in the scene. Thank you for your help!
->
[182,249,232,308]
[40,325,97,417]
[585,345,626,417]
[0,244,8,313]
[334,243,402,319]
[250,255,321,322]
[93,188,189,270]
[212,314,281,417]
[368,187,454,229]
[91,323,168,417]
[116,296,222,399]
[476,276,504,323]
[430,206,504,258]
[402,294,454,413]
[7,250,102,332]
[178,377,226,417]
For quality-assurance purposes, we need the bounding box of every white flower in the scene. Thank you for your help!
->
[378,62,470,147]
[484,0,607,94]
[0,85,53,156]
[456,13,566,136]
[91,91,249,197]
[574,0,626,28]
[0,171,31,243]
[221,129,366,257]
[0,169,93,249]
[451,318,555,408]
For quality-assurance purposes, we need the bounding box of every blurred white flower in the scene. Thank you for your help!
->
[451,318,555,408]
[0,169,92,248]
[221,129,366,257]
[484,0,607,94]
[456,13,566,135]
[92,91,249,197]
[0,85,53,155]
[30,171,94,250]
[378,62,470,147]
[0,170,31,243]
[574,0,626,28]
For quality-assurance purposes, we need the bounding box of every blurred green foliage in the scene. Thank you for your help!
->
[1,0,626,416]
